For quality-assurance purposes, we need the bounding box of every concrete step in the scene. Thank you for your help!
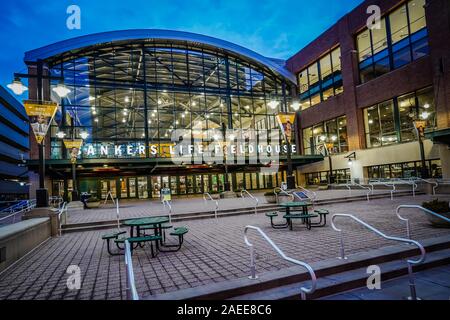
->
[61,191,422,233]
[145,235,450,300]
[230,249,450,300]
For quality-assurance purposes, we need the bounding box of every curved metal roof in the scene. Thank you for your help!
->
[24,29,297,84]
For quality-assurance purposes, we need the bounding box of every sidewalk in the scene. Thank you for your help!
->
[67,189,397,224]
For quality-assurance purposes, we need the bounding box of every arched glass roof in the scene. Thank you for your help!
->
[24,29,296,84]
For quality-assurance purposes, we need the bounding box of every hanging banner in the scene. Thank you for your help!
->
[64,139,84,164]
[276,113,296,143]
[23,100,58,144]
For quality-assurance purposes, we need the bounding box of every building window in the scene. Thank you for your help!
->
[356,0,428,83]
[302,115,348,155]
[367,159,442,179]
[305,169,350,185]
[298,47,343,110]
[363,86,435,148]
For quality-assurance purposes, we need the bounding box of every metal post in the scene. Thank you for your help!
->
[338,232,347,260]
[407,263,418,300]
[249,245,258,279]
[71,162,79,201]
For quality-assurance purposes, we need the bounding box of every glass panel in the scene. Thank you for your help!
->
[408,0,426,34]
[129,178,136,198]
[364,105,381,148]
[120,179,128,198]
[372,18,388,54]
[186,176,194,194]
[430,159,442,178]
[320,54,332,82]
[299,69,308,94]
[170,176,177,195]
[379,100,397,145]
[390,5,409,44]
[179,176,186,194]
[151,176,161,198]
[308,63,319,87]
[195,175,202,193]
[357,29,372,61]
[236,173,244,190]
[203,175,210,193]
[398,92,416,142]
[417,87,436,128]
[337,116,348,153]
[138,177,148,199]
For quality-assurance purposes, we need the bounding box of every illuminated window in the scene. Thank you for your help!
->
[302,116,348,155]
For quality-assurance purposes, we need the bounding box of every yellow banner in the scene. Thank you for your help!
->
[276,113,296,143]
[64,139,83,163]
[23,101,58,145]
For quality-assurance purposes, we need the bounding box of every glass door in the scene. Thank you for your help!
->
[151,176,161,198]
[170,176,178,195]
[137,177,148,199]
[203,175,210,193]
[100,180,117,199]
[120,178,128,198]
[195,175,202,194]
[211,175,218,192]
[129,178,137,198]
[186,176,194,194]
[179,176,187,194]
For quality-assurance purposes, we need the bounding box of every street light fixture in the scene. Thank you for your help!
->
[268,99,279,110]
[7,78,28,95]
[291,101,301,111]
[413,119,429,178]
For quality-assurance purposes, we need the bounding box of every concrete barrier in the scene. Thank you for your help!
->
[0,218,51,273]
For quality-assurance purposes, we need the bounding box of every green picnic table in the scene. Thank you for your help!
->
[124,216,170,239]
[278,202,317,230]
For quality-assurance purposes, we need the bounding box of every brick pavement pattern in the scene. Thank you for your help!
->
[0,194,449,300]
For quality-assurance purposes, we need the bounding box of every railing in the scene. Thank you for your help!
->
[345,181,371,201]
[203,193,219,220]
[57,202,68,236]
[434,179,450,195]
[162,199,173,223]
[396,205,450,239]
[273,187,294,203]
[124,240,139,300]
[1,199,34,214]
[398,178,418,197]
[0,199,36,226]
[241,190,259,215]
[244,225,317,300]
[368,180,396,200]
[409,177,438,195]
[331,214,426,300]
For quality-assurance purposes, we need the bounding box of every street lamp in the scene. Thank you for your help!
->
[7,78,28,95]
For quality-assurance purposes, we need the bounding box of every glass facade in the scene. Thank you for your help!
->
[363,86,435,148]
[367,159,442,179]
[47,41,292,160]
[356,0,428,83]
[302,116,348,155]
[298,47,343,110]
[305,169,350,185]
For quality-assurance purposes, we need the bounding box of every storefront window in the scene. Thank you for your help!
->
[302,116,348,155]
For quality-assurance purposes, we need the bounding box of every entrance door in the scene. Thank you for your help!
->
[120,179,128,199]
[129,178,137,198]
[151,176,161,198]
[137,177,148,199]
[100,180,117,199]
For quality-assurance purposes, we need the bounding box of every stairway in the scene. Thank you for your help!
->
[145,235,450,300]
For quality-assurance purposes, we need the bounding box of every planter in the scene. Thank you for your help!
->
[427,211,450,228]
[276,194,292,204]
[264,194,277,204]
[86,201,101,209]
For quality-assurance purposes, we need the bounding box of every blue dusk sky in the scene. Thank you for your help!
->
[0,0,364,95]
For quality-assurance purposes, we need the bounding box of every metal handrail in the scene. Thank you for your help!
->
[273,187,294,203]
[368,180,396,200]
[203,193,219,220]
[331,213,426,300]
[162,199,173,223]
[244,225,317,300]
[409,177,438,195]
[241,189,259,215]
[434,179,450,195]
[396,205,450,239]
[57,202,68,236]
[0,200,36,225]
[345,181,371,201]
[124,240,139,300]
[398,178,418,197]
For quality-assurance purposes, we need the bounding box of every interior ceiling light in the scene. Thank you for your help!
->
[52,83,71,98]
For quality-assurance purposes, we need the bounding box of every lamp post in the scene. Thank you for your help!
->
[9,61,68,207]
[413,119,429,179]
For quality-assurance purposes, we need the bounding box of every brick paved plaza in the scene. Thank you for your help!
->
[0,194,449,300]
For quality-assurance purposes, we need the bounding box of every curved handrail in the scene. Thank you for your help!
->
[241,189,259,215]
[331,214,426,264]
[331,213,426,300]
[434,179,450,195]
[203,193,219,220]
[410,177,438,195]
[396,205,450,239]
[57,202,68,236]
[0,200,37,224]
[124,240,139,300]
[162,199,173,223]
[345,181,371,201]
[273,187,294,203]
[368,180,396,200]
[244,225,317,300]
